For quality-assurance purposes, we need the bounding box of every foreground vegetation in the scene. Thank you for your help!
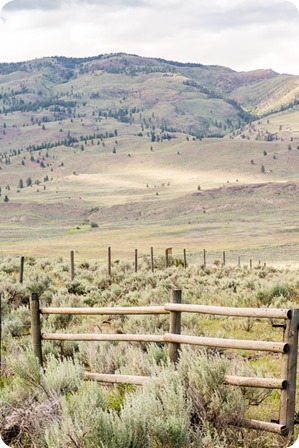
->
[1,256,299,447]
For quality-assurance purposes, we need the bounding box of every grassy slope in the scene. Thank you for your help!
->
[230,75,299,115]
[0,55,298,261]
[0,123,299,261]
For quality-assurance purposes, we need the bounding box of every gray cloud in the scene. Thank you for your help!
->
[207,2,298,28]
[0,0,298,74]
[3,0,299,29]
[3,0,147,10]
[4,0,61,9]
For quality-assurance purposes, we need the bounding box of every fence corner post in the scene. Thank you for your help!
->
[30,292,43,368]
[168,289,182,364]
[279,308,299,437]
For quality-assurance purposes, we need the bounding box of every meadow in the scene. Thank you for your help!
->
[1,255,299,447]
[1,114,299,262]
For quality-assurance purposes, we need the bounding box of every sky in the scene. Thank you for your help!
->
[0,0,299,74]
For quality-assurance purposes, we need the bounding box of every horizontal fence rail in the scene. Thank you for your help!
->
[40,304,292,319]
[84,372,152,386]
[29,290,299,437]
[83,372,287,390]
[41,331,288,353]
[42,333,165,343]
[40,306,168,315]
[236,419,286,435]
[164,304,292,320]
[164,333,288,353]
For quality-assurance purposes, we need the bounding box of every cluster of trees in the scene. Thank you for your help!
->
[18,175,49,190]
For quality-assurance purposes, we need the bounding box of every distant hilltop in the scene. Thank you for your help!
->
[0,52,298,137]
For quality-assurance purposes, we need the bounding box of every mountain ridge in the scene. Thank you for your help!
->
[0,52,297,139]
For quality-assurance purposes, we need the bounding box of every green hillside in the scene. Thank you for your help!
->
[0,53,298,262]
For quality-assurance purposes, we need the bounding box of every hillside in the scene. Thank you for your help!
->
[0,53,299,262]
[0,53,298,141]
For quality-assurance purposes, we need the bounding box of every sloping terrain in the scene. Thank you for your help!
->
[0,53,299,261]
[0,53,298,142]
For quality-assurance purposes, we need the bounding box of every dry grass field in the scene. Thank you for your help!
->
[0,54,298,264]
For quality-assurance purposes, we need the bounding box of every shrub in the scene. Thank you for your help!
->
[90,221,99,228]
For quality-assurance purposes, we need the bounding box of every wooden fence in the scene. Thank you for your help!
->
[29,290,299,437]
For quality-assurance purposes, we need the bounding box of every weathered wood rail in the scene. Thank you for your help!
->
[29,290,299,437]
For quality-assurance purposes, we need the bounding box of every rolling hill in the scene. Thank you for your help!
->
[0,53,298,263]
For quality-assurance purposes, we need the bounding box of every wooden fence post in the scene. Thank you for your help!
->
[20,256,25,284]
[223,251,226,266]
[135,249,138,273]
[70,251,75,281]
[168,289,182,363]
[238,256,241,267]
[151,247,154,272]
[108,247,112,277]
[203,249,206,267]
[183,249,187,268]
[30,293,43,368]
[250,259,252,269]
[165,249,169,268]
[279,309,299,435]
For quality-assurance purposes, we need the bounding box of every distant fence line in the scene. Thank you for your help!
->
[29,289,298,438]
[1,250,267,284]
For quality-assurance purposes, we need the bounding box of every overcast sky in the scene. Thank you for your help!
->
[0,0,299,74]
